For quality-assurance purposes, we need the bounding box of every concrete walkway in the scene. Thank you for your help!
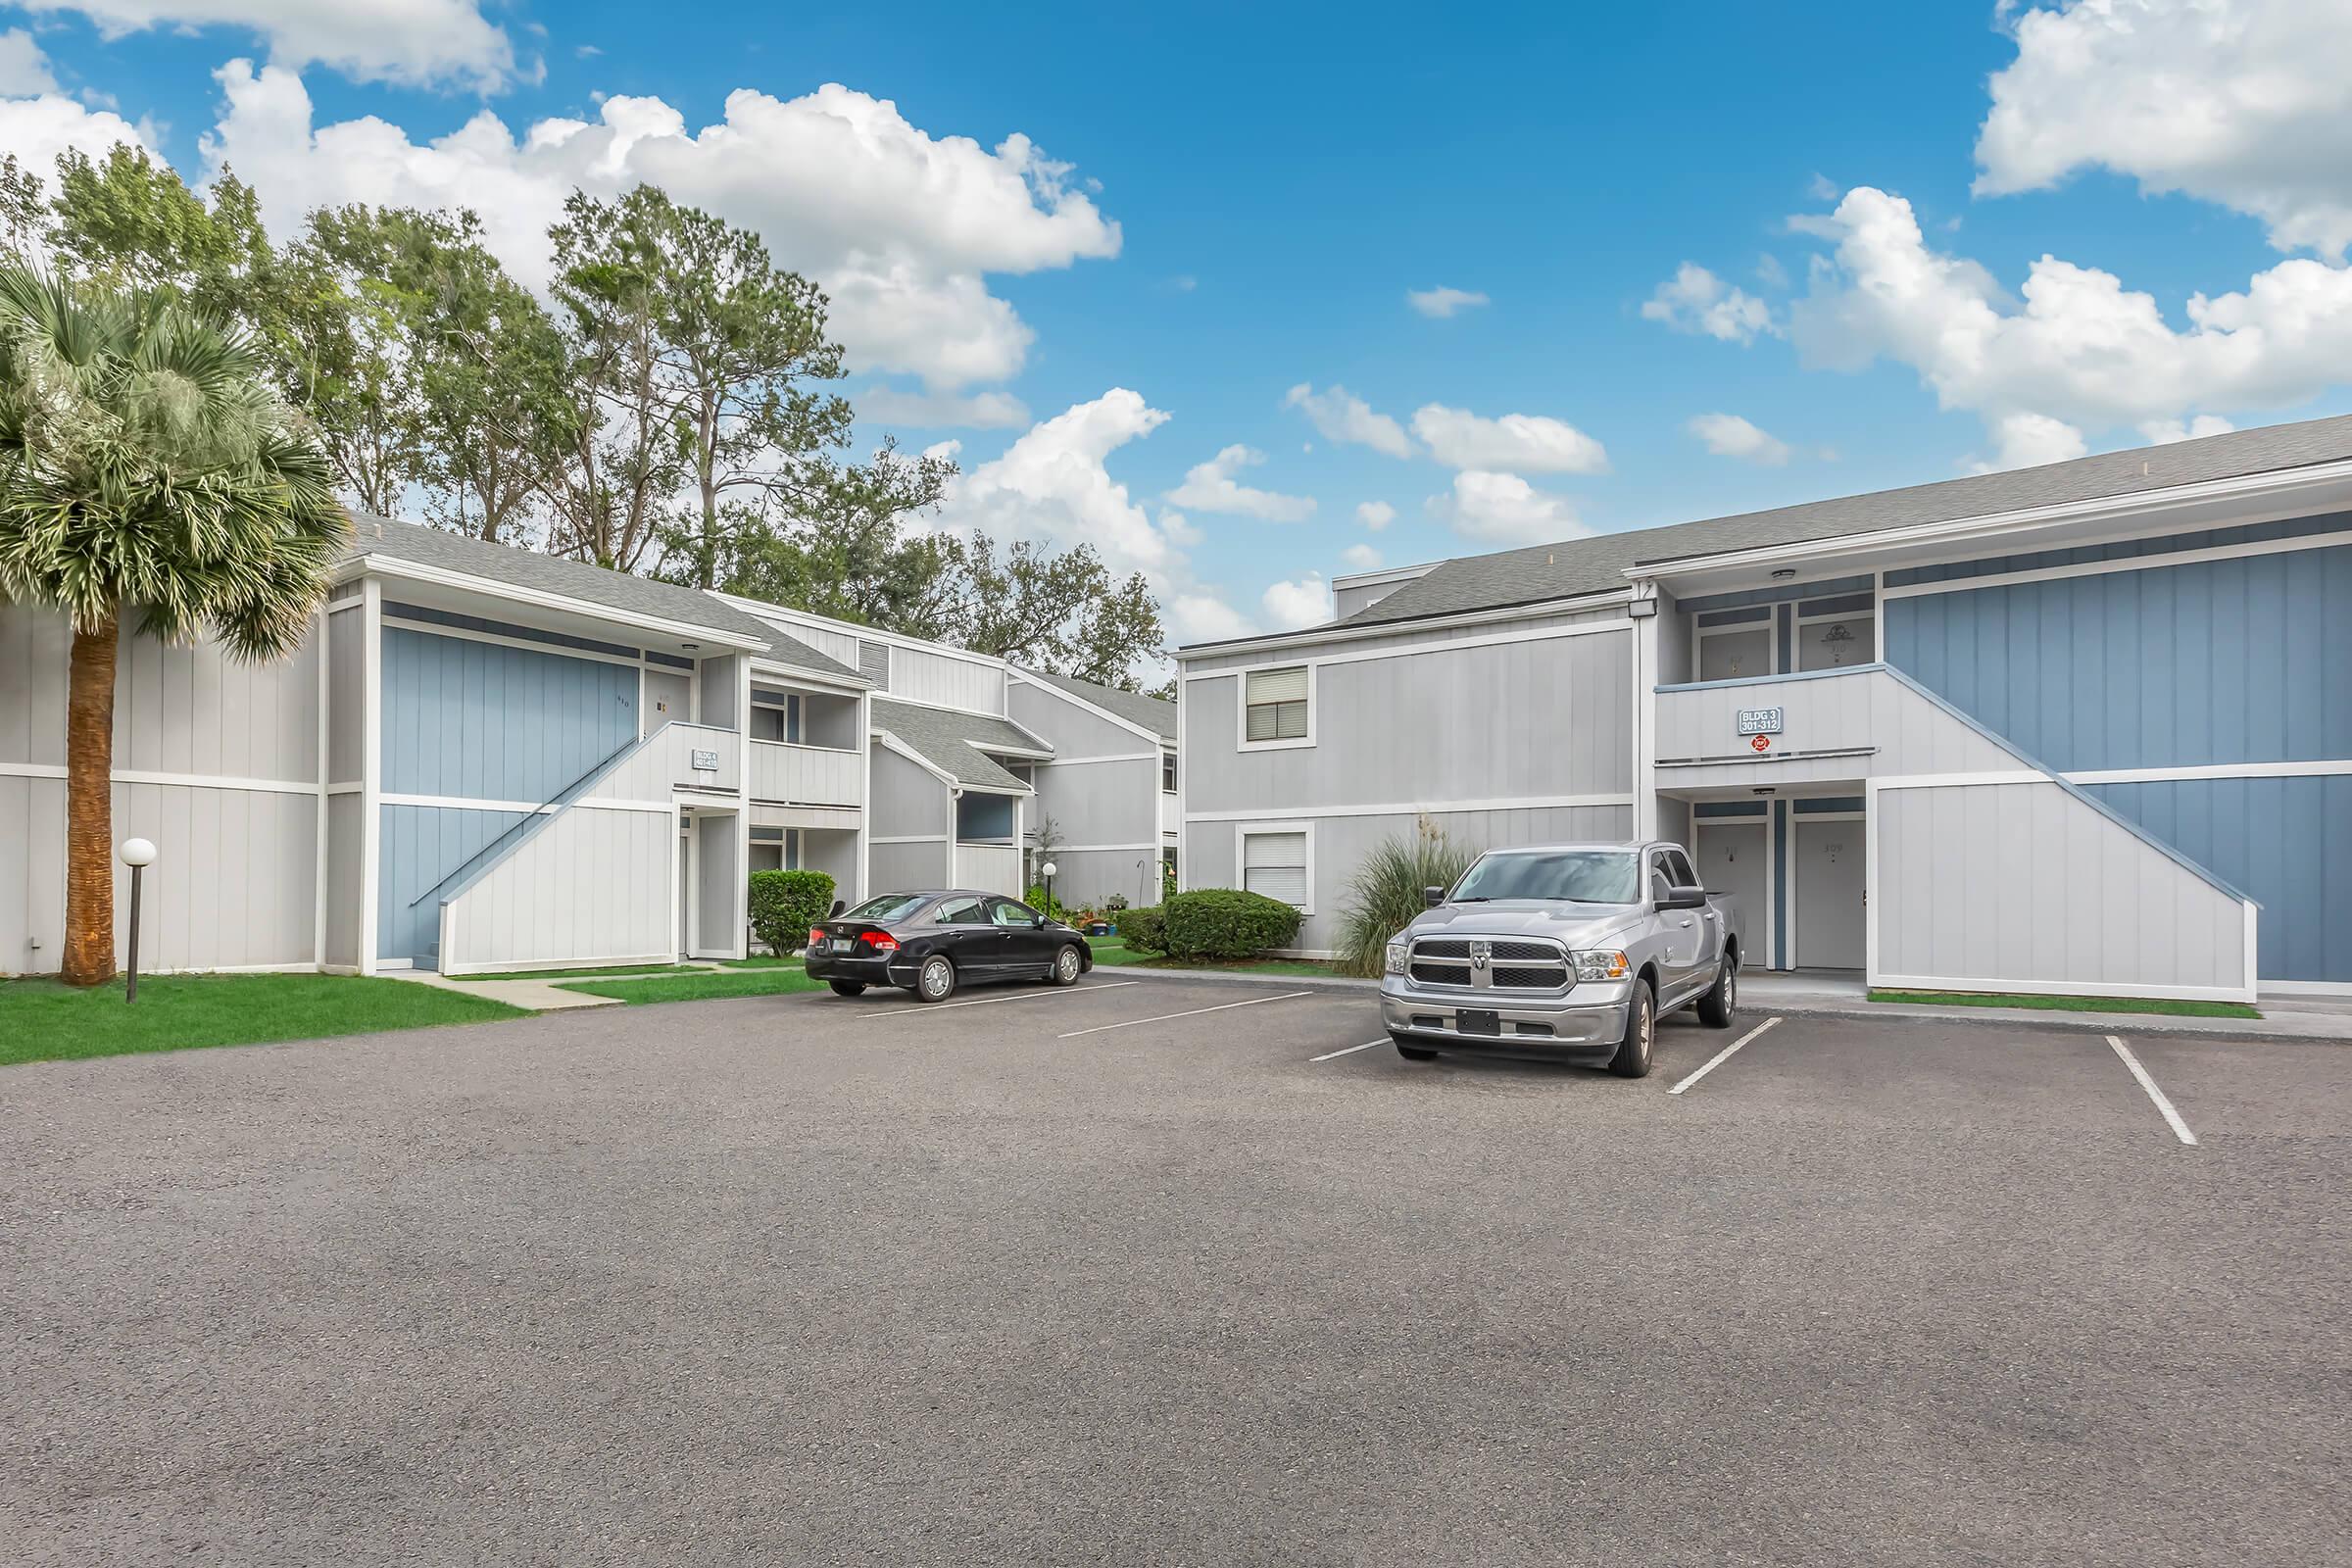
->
[384,963,724,1012]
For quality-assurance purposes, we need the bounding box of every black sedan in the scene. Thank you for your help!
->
[804,890,1094,1003]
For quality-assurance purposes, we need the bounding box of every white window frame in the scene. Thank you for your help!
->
[1161,750,1179,795]
[1236,663,1316,752]
[1690,612,1778,682]
[1792,606,1877,672]
[1237,820,1315,915]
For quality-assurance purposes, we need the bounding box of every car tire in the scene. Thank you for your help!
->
[1608,980,1656,1078]
[1049,944,1084,986]
[1392,1034,1440,1061]
[914,954,957,1004]
[1695,954,1738,1029]
[827,980,866,997]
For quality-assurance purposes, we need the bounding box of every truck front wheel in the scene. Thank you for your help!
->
[1608,981,1656,1078]
[1695,954,1737,1029]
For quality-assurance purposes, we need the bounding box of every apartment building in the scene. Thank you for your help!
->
[1175,415,2352,1003]
[1,516,1172,977]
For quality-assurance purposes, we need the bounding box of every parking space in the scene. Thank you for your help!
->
[4,976,2344,1565]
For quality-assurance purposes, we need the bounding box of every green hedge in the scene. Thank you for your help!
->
[749,868,836,956]
[1119,903,1168,954]
[1160,888,1300,961]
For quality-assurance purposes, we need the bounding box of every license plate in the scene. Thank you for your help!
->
[1456,1009,1500,1036]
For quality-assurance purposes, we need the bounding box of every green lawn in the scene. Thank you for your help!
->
[0,973,526,1067]
[1088,940,1339,978]
[556,966,831,1004]
[1868,988,2261,1019]
[452,962,703,982]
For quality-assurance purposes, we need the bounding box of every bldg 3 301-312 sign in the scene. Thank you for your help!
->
[1735,707,1784,737]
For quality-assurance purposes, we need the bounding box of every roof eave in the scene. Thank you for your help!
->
[350,553,771,654]
[1174,584,1635,662]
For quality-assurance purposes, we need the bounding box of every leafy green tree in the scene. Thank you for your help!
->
[951,532,1162,687]
[47,147,272,325]
[0,264,345,985]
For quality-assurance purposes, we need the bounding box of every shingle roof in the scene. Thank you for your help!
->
[871,698,1052,792]
[1193,414,2352,643]
[344,514,780,646]
[748,625,865,684]
[1017,667,1178,742]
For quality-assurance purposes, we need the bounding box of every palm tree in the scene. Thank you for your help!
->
[0,263,345,985]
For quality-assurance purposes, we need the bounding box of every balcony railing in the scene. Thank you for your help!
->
[749,739,860,808]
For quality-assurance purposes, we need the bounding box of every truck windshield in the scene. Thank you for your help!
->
[1451,851,1640,905]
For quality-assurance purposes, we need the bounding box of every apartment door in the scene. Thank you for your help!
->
[1691,819,1767,966]
[1793,817,1865,969]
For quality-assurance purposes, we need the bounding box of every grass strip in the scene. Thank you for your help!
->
[1868,988,2260,1019]
[1,973,525,1067]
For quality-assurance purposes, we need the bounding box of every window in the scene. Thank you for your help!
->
[1662,849,1698,890]
[1453,850,1639,906]
[934,897,989,926]
[989,898,1039,927]
[844,893,927,923]
[1796,615,1875,670]
[1161,752,1179,793]
[1243,665,1310,745]
[1241,828,1309,910]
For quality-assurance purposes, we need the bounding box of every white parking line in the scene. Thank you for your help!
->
[1667,1016,1783,1096]
[2106,1035,2199,1146]
[1310,1039,1388,1062]
[1058,990,1313,1039]
[854,980,1142,1019]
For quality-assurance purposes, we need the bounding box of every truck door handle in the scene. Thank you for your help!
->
[1678,917,1694,928]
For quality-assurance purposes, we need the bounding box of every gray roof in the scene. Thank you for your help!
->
[1017,667,1178,743]
[750,626,864,684]
[1209,414,2352,641]
[344,514,780,647]
[871,698,1051,792]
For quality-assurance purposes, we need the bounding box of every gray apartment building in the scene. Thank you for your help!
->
[1176,415,2352,1004]
[1,517,1171,978]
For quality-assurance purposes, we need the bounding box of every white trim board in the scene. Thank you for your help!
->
[1876,524,2352,601]
[2061,760,2352,785]
[869,833,951,845]
[1186,791,1635,823]
[358,557,765,653]
[1184,613,1632,683]
[1176,588,1635,662]
[1035,751,1163,769]
[378,791,674,816]
[0,761,321,795]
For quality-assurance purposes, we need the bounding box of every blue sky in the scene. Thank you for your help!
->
[5,0,2349,642]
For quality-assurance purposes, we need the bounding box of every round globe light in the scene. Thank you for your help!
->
[119,837,158,868]
[1041,860,1058,880]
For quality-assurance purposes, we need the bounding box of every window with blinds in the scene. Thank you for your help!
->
[1244,665,1309,743]
[1242,830,1308,908]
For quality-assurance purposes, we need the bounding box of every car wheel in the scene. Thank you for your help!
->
[827,980,866,997]
[1050,944,1084,986]
[1608,980,1656,1078]
[1695,955,1738,1028]
[1392,1034,1440,1061]
[914,954,957,1004]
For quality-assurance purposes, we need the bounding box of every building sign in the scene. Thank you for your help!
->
[691,748,720,771]
[1736,707,1785,737]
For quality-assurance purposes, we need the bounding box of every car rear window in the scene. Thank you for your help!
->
[842,894,927,923]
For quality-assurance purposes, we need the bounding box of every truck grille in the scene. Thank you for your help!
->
[1407,936,1569,991]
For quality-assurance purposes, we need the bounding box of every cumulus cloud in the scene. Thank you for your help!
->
[1260,574,1330,630]
[1789,184,2352,459]
[1407,285,1489,318]
[1339,543,1383,571]
[1424,469,1588,547]
[1164,444,1316,522]
[1687,413,1793,466]
[1976,0,2352,257]
[1641,262,1775,344]
[197,64,1120,392]
[1165,593,1255,646]
[928,389,1177,580]
[2141,414,2236,446]
[1409,404,1608,474]
[855,385,1030,430]
[21,0,519,91]
[1282,382,1413,458]
[0,28,57,95]
[1353,500,1396,532]
[0,91,152,179]
[1973,412,2090,474]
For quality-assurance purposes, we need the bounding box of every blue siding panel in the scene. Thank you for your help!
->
[380,627,639,802]
[1886,541,2352,770]
[2086,777,2350,983]
[377,804,530,961]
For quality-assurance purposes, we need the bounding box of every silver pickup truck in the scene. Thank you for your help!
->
[1380,840,1743,1077]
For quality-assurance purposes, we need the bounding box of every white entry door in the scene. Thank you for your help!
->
[1793,817,1865,970]
[1691,820,1768,966]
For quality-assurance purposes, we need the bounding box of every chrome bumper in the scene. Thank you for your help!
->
[1378,975,1634,1051]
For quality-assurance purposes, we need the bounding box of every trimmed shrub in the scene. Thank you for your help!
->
[1333,820,1482,977]
[1162,888,1301,961]
[1120,904,1168,954]
[1024,882,1067,921]
[749,868,836,956]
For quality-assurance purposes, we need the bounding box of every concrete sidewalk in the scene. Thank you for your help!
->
[384,962,723,1012]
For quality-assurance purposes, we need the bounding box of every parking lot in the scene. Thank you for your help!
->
[4,975,2346,1566]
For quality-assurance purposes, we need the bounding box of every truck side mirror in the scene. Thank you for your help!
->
[1423,886,1446,908]
[1662,884,1708,910]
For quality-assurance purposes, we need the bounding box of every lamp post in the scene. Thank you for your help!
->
[1041,859,1058,921]
[119,837,156,1004]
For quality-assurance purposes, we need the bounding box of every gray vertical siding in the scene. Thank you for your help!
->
[0,604,69,766]
[695,813,743,956]
[870,839,948,893]
[1011,679,1158,908]
[2085,775,2352,983]
[643,669,692,736]
[436,805,675,972]
[800,827,861,906]
[326,609,364,784]
[323,793,363,968]
[697,655,743,731]
[381,627,638,802]
[869,743,951,837]
[1885,540,2352,770]
[111,616,319,783]
[0,775,65,973]
[113,782,318,969]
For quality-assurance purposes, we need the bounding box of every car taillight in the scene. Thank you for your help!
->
[864,932,899,953]
[808,927,824,949]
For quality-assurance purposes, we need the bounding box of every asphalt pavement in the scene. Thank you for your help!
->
[2,976,2345,1565]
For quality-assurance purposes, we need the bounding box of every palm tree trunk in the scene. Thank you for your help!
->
[61,612,119,986]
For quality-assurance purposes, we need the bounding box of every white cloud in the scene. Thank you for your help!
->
[1353,500,1396,532]
[1409,404,1609,474]
[22,0,518,91]
[1260,573,1330,630]
[1158,510,1201,547]
[1754,252,1790,290]
[197,64,1120,392]
[856,385,1030,430]
[1165,593,1253,645]
[1641,262,1775,344]
[0,28,58,95]
[1424,469,1588,547]
[1164,444,1316,521]
[1687,413,1793,466]
[1281,382,1412,458]
[1339,543,1383,571]
[1407,285,1489,318]
[1789,184,2352,454]
[1976,0,2352,258]
[2140,414,2236,446]
[927,389,1176,581]
[0,92,152,180]
[1972,412,2089,473]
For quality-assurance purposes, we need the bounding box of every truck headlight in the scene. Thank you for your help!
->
[1572,950,1629,983]
[1385,938,1407,975]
